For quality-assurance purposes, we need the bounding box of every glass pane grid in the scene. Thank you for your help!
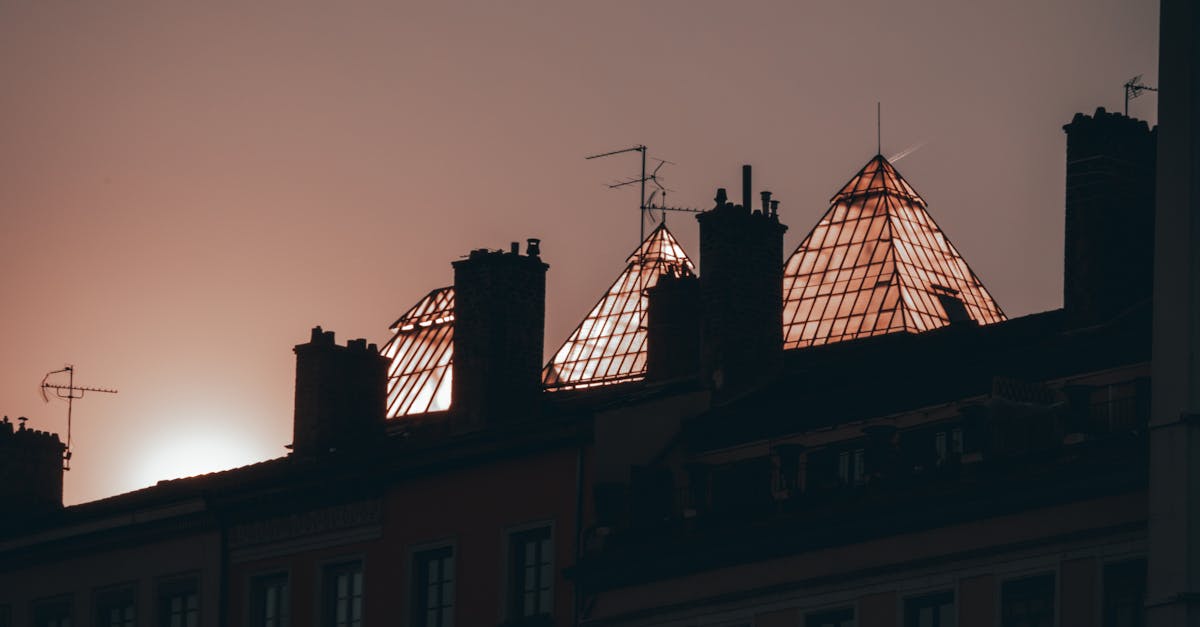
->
[784,156,1005,349]
[544,224,696,390]
[382,287,455,417]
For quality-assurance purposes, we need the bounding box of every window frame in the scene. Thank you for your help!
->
[999,572,1056,627]
[93,584,136,627]
[1101,558,1146,627]
[903,590,955,627]
[248,571,290,627]
[31,595,73,627]
[805,606,855,627]
[320,559,364,627]
[502,522,555,622]
[410,543,455,627]
[156,574,199,627]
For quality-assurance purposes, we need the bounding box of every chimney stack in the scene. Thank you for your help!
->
[1062,108,1157,326]
[646,271,702,382]
[451,241,548,430]
[0,416,66,513]
[292,327,388,456]
[696,165,788,397]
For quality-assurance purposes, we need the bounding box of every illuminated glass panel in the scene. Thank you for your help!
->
[544,223,696,389]
[783,155,1005,349]
[381,286,455,417]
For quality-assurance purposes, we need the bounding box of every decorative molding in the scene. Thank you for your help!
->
[229,500,382,562]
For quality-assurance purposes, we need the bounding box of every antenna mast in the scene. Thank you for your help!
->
[586,145,651,248]
[40,365,118,470]
[877,102,881,155]
[586,145,702,247]
[1124,75,1158,115]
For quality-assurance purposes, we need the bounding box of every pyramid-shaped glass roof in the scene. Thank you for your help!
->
[782,155,1005,349]
[544,223,696,389]
[381,286,455,416]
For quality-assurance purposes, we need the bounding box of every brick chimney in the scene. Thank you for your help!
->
[292,327,388,456]
[646,271,701,382]
[451,239,548,430]
[695,166,787,397]
[1062,107,1157,327]
[0,416,66,512]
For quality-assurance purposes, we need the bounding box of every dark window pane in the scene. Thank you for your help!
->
[807,608,854,627]
[1002,574,1055,627]
[509,527,553,619]
[158,578,199,627]
[96,587,135,627]
[905,591,955,627]
[413,547,454,627]
[1104,559,1146,627]
[323,562,363,627]
[251,573,289,627]
[33,598,72,627]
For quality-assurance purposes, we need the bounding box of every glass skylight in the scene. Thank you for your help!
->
[782,155,1005,349]
[381,286,455,416]
[544,223,696,389]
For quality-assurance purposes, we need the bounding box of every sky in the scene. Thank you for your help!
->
[0,1,1159,505]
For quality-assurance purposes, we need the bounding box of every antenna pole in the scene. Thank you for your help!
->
[1124,75,1158,116]
[67,366,74,453]
[642,149,649,247]
[877,102,881,155]
[41,365,118,470]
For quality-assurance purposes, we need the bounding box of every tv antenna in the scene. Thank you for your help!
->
[40,365,118,470]
[1124,75,1157,115]
[585,144,701,253]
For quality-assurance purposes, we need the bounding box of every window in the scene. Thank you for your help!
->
[934,428,963,467]
[1089,383,1143,433]
[905,591,955,627]
[412,546,454,627]
[158,578,198,627]
[250,573,289,627]
[1103,559,1146,627]
[323,561,363,627]
[807,608,854,627]
[509,527,553,619]
[775,445,803,493]
[838,449,866,486]
[33,598,72,627]
[95,587,135,627]
[1001,574,1055,627]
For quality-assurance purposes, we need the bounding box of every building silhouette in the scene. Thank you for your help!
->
[1,10,1195,623]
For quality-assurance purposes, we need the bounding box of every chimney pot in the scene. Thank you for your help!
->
[761,191,772,213]
[510,242,520,254]
[526,238,541,257]
[770,199,780,217]
[742,165,752,216]
[715,188,728,207]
